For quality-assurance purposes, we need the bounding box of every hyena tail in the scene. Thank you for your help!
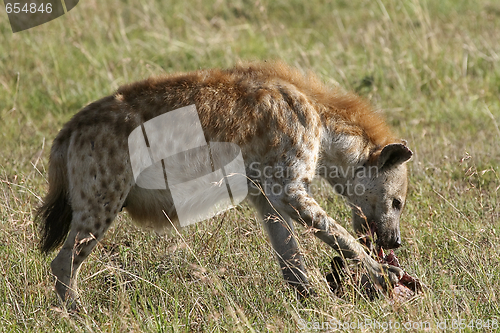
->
[36,130,73,254]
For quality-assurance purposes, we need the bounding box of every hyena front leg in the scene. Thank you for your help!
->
[279,182,403,291]
[249,193,310,297]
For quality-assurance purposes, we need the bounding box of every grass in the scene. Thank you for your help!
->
[1,0,499,331]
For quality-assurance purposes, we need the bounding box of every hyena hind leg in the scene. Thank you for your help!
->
[50,204,123,308]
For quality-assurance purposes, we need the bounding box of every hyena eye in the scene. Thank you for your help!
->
[392,198,402,210]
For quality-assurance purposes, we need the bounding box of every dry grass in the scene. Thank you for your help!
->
[0,0,499,331]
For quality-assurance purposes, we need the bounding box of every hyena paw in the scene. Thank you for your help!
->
[383,264,404,287]
[366,260,404,291]
[54,281,80,312]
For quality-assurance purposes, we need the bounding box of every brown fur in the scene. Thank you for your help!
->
[117,62,394,147]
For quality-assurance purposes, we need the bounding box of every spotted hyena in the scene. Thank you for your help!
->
[37,62,412,306]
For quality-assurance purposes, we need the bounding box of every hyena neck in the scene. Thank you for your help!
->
[317,131,369,185]
[317,130,377,195]
[316,96,397,193]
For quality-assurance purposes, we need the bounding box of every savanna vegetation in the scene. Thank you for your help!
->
[0,0,499,331]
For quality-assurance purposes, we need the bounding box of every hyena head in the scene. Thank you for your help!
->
[349,143,413,249]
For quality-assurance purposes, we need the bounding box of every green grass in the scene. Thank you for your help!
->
[1,0,499,331]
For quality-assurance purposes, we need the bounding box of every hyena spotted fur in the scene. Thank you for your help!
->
[37,62,412,306]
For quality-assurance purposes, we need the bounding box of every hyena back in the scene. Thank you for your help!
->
[37,62,412,305]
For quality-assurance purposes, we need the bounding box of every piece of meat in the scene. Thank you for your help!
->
[377,247,422,294]
[327,249,422,302]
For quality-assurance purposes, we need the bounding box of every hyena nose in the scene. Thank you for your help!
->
[384,234,402,249]
[390,230,402,249]
[393,238,402,248]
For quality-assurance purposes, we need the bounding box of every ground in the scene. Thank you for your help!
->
[0,0,499,331]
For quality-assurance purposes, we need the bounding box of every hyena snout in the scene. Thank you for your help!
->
[378,227,402,249]
[352,214,402,249]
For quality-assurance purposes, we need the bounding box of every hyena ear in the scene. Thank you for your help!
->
[378,143,413,171]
